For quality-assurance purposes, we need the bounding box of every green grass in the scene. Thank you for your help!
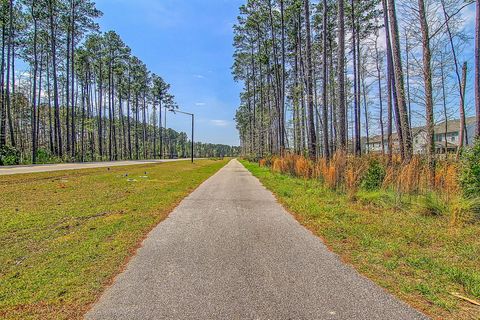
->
[242,161,480,320]
[0,159,228,320]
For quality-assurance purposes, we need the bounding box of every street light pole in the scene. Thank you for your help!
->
[191,113,194,163]
[169,109,195,163]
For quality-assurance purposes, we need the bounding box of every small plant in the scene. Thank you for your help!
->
[415,192,449,217]
[451,197,480,224]
[361,160,386,191]
[0,145,20,166]
[459,138,480,198]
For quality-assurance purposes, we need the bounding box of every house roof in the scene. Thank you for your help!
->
[433,116,476,134]
[366,116,476,145]
[367,126,425,144]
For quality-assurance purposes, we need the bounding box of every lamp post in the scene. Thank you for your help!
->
[169,109,194,163]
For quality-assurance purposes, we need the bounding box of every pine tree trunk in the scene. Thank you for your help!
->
[418,0,435,186]
[71,0,76,158]
[337,0,346,150]
[382,0,394,161]
[322,0,330,159]
[352,0,361,156]
[31,13,39,164]
[47,53,54,155]
[304,0,317,159]
[97,71,102,159]
[440,58,448,155]
[475,0,480,138]
[66,24,71,154]
[387,0,412,161]
[0,7,6,147]
[279,0,286,153]
[159,100,162,159]
[6,0,14,147]
[375,31,385,155]
[48,0,63,157]
[405,31,412,129]
[9,19,15,148]
[457,62,468,159]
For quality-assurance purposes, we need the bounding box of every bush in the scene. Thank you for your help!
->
[452,197,480,223]
[0,145,20,166]
[459,138,480,198]
[361,160,385,191]
[415,192,449,217]
[36,148,55,164]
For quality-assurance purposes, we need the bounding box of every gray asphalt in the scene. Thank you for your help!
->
[86,159,428,320]
[0,158,195,176]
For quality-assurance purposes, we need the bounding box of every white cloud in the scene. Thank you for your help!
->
[193,74,206,79]
[195,102,207,106]
[210,120,230,127]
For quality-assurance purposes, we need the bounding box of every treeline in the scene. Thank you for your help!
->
[233,0,480,172]
[0,0,223,165]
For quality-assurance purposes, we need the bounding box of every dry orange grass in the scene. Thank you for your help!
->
[260,152,460,200]
[345,158,367,199]
[294,156,312,179]
[272,157,287,173]
[435,162,459,193]
[385,156,422,194]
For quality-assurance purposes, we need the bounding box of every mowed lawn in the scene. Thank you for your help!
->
[0,159,228,320]
[242,161,480,320]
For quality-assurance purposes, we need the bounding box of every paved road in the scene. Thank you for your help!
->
[87,159,428,320]
[0,159,194,176]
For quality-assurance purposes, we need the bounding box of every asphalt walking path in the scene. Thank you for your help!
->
[0,159,194,176]
[86,159,428,320]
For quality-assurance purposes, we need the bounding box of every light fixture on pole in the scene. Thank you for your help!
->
[169,109,195,163]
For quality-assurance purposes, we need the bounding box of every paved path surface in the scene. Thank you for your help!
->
[0,159,194,176]
[87,159,428,320]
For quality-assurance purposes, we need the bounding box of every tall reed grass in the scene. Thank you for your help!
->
[258,152,466,221]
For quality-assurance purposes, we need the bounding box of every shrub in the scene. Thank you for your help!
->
[361,160,385,191]
[415,192,449,217]
[459,138,480,198]
[452,197,480,223]
[0,145,20,166]
[36,148,55,164]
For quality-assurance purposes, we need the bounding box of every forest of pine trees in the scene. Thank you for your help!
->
[0,0,238,165]
[233,0,480,169]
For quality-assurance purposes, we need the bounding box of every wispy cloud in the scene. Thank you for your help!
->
[193,74,206,79]
[195,102,207,106]
[210,120,230,127]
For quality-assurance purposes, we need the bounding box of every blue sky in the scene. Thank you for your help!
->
[96,0,244,146]
[94,0,477,143]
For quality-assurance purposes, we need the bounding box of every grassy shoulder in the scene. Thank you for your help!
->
[0,159,228,320]
[242,160,480,320]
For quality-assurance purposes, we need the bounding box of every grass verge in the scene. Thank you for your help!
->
[242,160,480,320]
[0,159,228,320]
